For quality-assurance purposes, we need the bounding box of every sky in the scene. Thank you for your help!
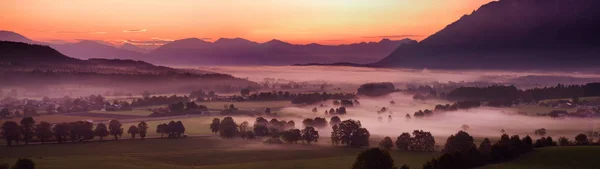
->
[0,0,494,47]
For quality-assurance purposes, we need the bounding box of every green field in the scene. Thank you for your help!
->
[0,137,438,169]
[200,100,293,111]
[89,109,155,117]
[480,146,600,169]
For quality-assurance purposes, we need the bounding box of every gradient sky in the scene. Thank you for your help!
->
[0,0,494,46]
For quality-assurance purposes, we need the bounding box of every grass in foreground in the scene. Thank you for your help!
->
[0,137,438,169]
[480,146,600,169]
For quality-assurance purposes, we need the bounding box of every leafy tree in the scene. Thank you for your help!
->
[395,132,411,151]
[478,138,492,156]
[11,158,35,169]
[281,129,301,143]
[175,121,185,137]
[1,121,20,146]
[19,117,35,145]
[534,128,547,137]
[558,137,570,146]
[285,120,295,130]
[302,118,314,128]
[329,116,341,126]
[127,125,140,139]
[301,127,319,144]
[210,118,220,135]
[94,123,109,140]
[332,119,370,147]
[156,123,167,138]
[137,121,148,139]
[351,148,397,169]
[219,117,238,138]
[108,120,123,140]
[52,123,69,143]
[243,131,255,140]
[443,131,475,154]
[69,121,94,142]
[575,133,590,145]
[379,137,394,150]
[312,107,318,113]
[253,117,269,136]
[34,121,53,144]
[410,130,435,152]
[522,135,533,151]
[185,102,199,111]
[239,121,249,133]
[312,117,328,129]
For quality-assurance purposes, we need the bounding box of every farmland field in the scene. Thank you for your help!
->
[0,137,438,169]
[480,146,600,169]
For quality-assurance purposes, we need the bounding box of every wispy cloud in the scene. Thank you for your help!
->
[122,37,173,47]
[362,34,422,39]
[55,31,107,34]
[323,39,344,42]
[122,29,147,33]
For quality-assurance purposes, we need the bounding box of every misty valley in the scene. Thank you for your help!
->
[2,0,600,169]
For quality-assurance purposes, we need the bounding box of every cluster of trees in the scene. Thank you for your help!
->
[331,119,370,147]
[149,101,208,117]
[208,116,320,144]
[421,131,534,169]
[156,121,185,138]
[379,130,436,152]
[0,117,149,146]
[446,83,600,103]
[411,101,481,118]
[291,92,356,105]
[325,107,347,115]
[131,95,190,107]
[302,117,328,129]
[357,82,396,97]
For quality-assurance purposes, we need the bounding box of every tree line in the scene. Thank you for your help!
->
[446,83,600,103]
[0,117,161,146]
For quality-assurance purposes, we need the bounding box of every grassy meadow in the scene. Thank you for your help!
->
[0,136,438,169]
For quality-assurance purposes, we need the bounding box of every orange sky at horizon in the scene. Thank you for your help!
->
[0,0,494,47]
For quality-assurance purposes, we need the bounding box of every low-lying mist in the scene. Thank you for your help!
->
[276,93,599,142]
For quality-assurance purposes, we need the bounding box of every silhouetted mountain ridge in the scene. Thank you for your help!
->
[148,37,416,65]
[377,0,600,69]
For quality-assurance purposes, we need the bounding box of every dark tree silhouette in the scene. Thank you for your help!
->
[282,129,301,143]
[34,121,53,144]
[12,158,35,169]
[301,127,319,144]
[379,136,394,150]
[351,148,397,169]
[210,118,220,135]
[329,116,341,126]
[1,121,20,146]
[94,123,109,140]
[108,120,123,140]
[575,133,589,145]
[443,131,475,154]
[219,117,238,138]
[52,123,69,143]
[156,123,167,138]
[137,121,148,139]
[19,117,35,145]
[127,125,139,139]
[395,132,411,151]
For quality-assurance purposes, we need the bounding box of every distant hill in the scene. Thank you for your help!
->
[0,41,79,64]
[147,38,416,65]
[0,41,260,94]
[376,0,600,70]
[0,31,145,61]
[121,43,151,53]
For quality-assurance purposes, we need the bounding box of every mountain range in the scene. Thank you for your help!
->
[0,30,415,65]
[375,0,600,69]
